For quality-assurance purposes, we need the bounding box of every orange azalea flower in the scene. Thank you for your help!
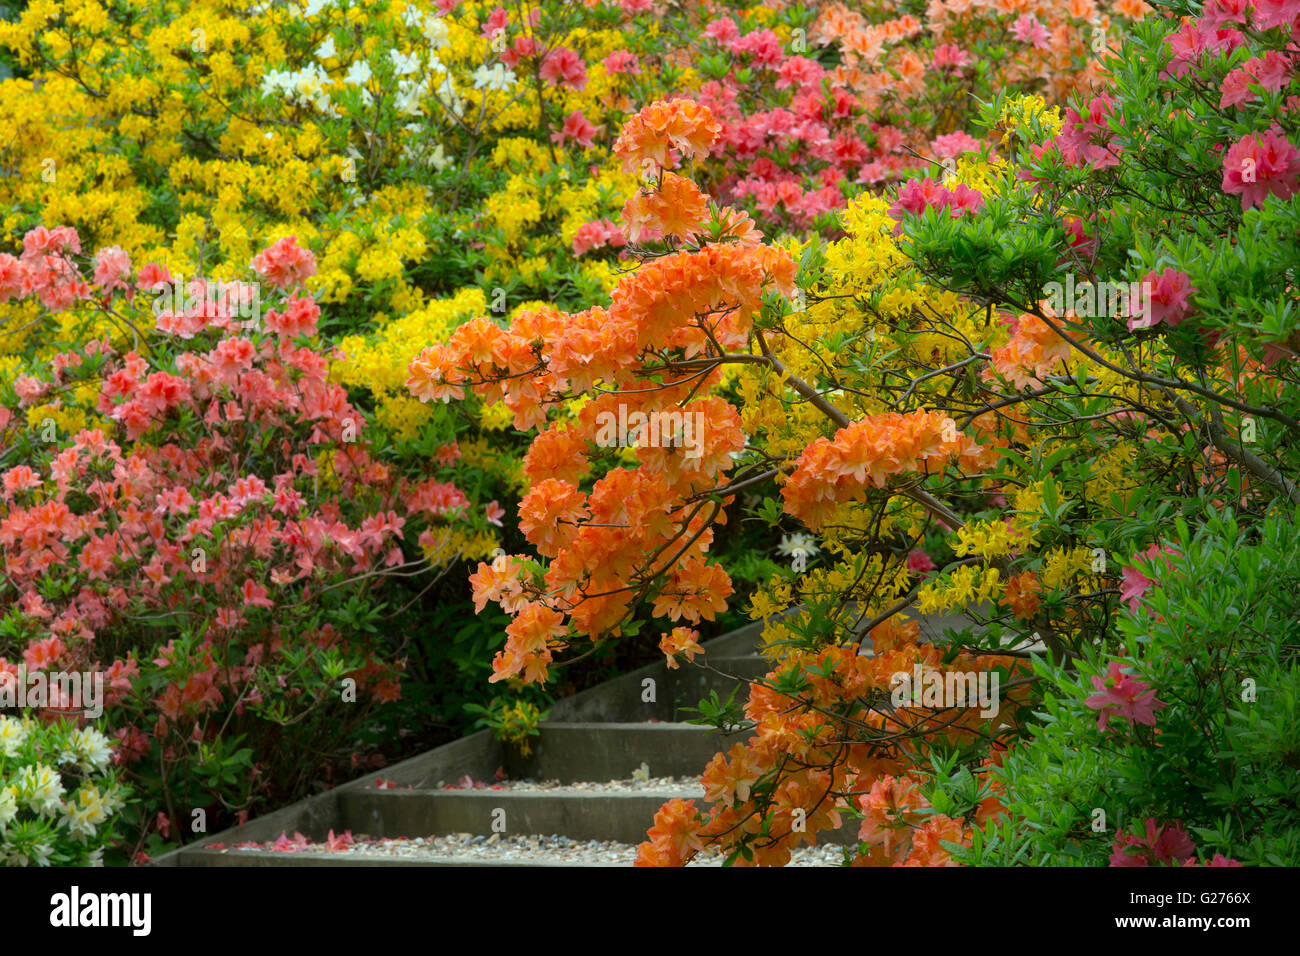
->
[622,172,710,242]
[659,626,703,669]
[610,243,796,351]
[902,814,970,866]
[635,797,705,866]
[869,615,921,653]
[447,316,512,369]
[984,313,1074,390]
[1001,570,1042,619]
[1114,0,1151,17]
[517,479,589,557]
[405,345,465,403]
[782,410,974,529]
[711,206,764,246]
[545,306,637,393]
[613,98,721,174]
[489,601,566,684]
[468,553,526,614]
[701,742,766,807]
[858,773,927,852]
[522,422,593,487]
[651,556,734,623]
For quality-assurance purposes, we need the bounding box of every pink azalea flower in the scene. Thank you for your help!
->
[480,7,507,38]
[776,55,824,92]
[1253,0,1300,30]
[602,50,640,75]
[539,48,587,90]
[485,500,505,526]
[703,17,740,45]
[1058,95,1120,170]
[931,131,981,160]
[1221,125,1300,210]
[251,236,316,290]
[241,578,274,609]
[92,246,132,293]
[907,548,936,575]
[1220,52,1293,109]
[1084,661,1167,733]
[324,829,355,851]
[1118,543,1179,611]
[1128,268,1196,331]
[550,110,599,148]
[1201,0,1253,29]
[1110,819,1196,867]
[932,44,971,72]
[1011,14,1050,50]
[572,220,610,257]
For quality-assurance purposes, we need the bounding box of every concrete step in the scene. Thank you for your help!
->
[671,656,771,712]
[504,722,735,783]
[338,788,703,844]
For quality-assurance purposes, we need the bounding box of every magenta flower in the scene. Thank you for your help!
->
[1118,543,1178,611]
[907,548,936,575]
[1058,95,1120,170]
[1129,268,1196,331]
[932,44,972,73]
[1110,819,1196,867]
[1010,14,1050,50]
[1221,125,1300,211]
[1085,661,1167,733]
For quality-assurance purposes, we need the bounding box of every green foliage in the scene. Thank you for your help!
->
[963,509,1300,866]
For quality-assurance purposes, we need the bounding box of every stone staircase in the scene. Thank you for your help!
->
[154,616,836,866]
[154,608,983,866]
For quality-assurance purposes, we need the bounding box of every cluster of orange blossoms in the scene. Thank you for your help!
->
[623,172,710,243]
[412,100,805,684]
[781,410,996,529]
[635,617,1027,865]
[612,96,722,173]
[986,313,1075,389]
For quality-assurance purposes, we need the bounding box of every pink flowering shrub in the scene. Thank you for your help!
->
[679,0,1142,233]
[0,230,478,857]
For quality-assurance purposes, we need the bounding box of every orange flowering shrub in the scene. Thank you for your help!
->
[411,101,799,684]
[408,97,1050,867]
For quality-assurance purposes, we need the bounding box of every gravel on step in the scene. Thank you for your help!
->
[212,831,848,866]
[486,774,704,794]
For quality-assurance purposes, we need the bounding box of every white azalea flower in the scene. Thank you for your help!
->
[777,532,820,560]
[425,17,450,49]
[434,76,464,118]
[70,726,113,774]
[393,78,428,117]
[0,785,17,827]
[471,63,515,92]
[259,67,294,98]
[0,716,26,758]
[344,60,372,85]
[17,764,64,817]
[390,49,421,76]
[315,36,337,61]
